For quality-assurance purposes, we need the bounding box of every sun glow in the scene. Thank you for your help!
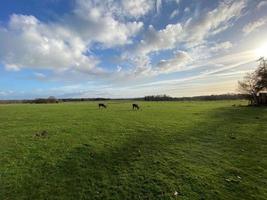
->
[255,42,267,57]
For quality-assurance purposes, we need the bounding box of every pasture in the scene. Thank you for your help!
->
[0,101,267,199]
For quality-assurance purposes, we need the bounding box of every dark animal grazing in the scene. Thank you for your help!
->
[99,103,107,109]
[132,104,140,110]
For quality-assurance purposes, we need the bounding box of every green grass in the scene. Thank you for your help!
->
[0,101,267,200]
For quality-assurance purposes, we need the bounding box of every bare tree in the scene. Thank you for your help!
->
[238,72,259,105]
[255,57,267,91]
[238,57,267,105]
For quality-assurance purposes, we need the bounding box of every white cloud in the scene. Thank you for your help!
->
[76,0,154,19]
[174,0,180,5]
[156,0,162,14]
[5,50,257,99]
[155,51,192,73]
[257,1,267,9]
[122,0,154,18]
[96,59,253,98]
[116,54,152,78]
[184,7,190,13]
[0,0,251,86]
[170,9,179,19]
[132,50,256,90]
[127,1,247,77]
[187,41,233,61]
[5,64,20,71]
[132,55,152,76]
[183,0,246,44]
[0,0,144,74]
[72,0,144,47]
[210,41,233,52]
[135,0,246,56]
[0,90,14,97]
[34,72,47,80]
[242,18,267,35]
[135,23,183,55]
[0,14,99,73]
[120,50,192,77]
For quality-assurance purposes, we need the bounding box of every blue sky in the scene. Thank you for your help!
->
[0,0,267,99]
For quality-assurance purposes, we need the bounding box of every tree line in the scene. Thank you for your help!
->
[0,94,247,104]
[144,94,247,101]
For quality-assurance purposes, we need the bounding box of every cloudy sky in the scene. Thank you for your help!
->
[0,0,267,99]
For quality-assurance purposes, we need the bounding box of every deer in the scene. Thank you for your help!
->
[132,103,140,110]
[98,103,107,109]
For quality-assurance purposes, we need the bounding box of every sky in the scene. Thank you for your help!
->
[0,0,267,99]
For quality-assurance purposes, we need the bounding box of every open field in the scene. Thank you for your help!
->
[0,101,267,200]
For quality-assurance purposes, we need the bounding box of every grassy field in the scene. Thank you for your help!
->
[0,101,267,200]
